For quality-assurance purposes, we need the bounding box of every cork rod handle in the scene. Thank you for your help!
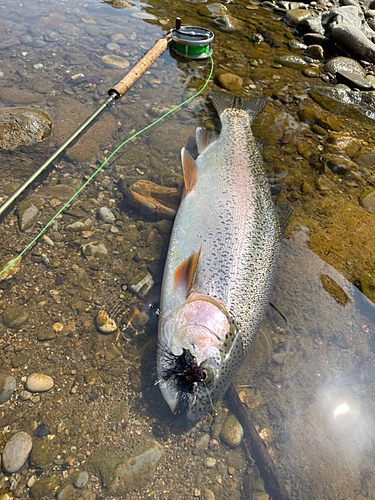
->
[109,33,171,97]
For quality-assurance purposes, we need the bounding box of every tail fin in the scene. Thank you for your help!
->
[211,90,268,125]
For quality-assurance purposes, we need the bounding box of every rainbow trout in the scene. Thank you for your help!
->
[157,91,289,420]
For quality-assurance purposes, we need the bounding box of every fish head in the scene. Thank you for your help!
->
[157,293,243,419]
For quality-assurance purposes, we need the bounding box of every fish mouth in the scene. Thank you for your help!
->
[157,344,209,415]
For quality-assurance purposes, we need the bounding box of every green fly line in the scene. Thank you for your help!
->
[0,54,214,278]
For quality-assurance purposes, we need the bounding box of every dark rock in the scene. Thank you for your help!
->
[34,424,49,437]
[303,44,325,60]
[303,33,335,50]
[296,15,324,35]
[331,23,375,62]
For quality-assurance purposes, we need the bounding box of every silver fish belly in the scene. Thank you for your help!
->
[157,91,284,420]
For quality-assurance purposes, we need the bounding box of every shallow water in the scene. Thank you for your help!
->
[0,0,375,498]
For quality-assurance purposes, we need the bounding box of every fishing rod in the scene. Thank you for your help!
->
[0,18,214,218]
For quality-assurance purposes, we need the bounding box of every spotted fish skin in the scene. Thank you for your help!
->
[157,91,284,420]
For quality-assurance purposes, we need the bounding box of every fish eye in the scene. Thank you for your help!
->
[201,365,215,386]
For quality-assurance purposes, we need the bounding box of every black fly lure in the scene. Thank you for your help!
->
[157,343,205,413]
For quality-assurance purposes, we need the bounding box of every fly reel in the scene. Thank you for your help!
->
[170,18,214,60]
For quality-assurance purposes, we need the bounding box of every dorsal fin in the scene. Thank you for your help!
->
[181,147,198,193]
[174,246,201,296]
[196,127,219,155]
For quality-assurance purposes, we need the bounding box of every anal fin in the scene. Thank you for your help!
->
[174,246,201,296]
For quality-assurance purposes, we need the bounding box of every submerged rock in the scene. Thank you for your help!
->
[86,439,163,495]
[101,55,130,69]
[0,255,22,281]
[276,54,308,69]
[220,414,244,447]
[126,180,181,219]
[17,200,39,231]
[0,107,52,151]
[310,85,375,120]
[2,431,32,472]
[0,374,16,404]
[218,73,243,92]
[323,56,366,76]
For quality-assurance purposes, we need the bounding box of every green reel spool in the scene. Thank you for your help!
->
[170,22,214,60]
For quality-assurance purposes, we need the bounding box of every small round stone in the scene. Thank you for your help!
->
[2,431,32,473]
[219,414,244,447]
[0,374,16,404]
[74,471,89,488]
[98,206,116,223]
[26,373,54,392]
[204,457,217,468]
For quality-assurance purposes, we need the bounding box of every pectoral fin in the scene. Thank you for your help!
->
[174,246,201,296]
[181,147,198,193]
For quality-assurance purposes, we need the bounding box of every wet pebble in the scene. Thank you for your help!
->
[360,190,375,211]
[101,54,130,69]
[106,42,120,51]
[2,431,32,473]
[217,73,243,92]
[302,67,320,77]
[26,373,54,392]
[95,310,117,333]
[303,44,325,60]
[337,69,372,89]
[289,39,307,49]
[98,206,116,223]
[220,414,243,447]
[276,55,308,69]
[74,471,89,488]
[285,8,312,25]
[324,56,365,76]
[195,433,210,451]
[110,33,128,44]
[0,374,16,404]
[204,457,217,468]
[203,490,216,500]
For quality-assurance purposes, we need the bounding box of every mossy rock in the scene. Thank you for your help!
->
[31,439,55,467]
[30,477,58,499]
[2,307,29,328]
